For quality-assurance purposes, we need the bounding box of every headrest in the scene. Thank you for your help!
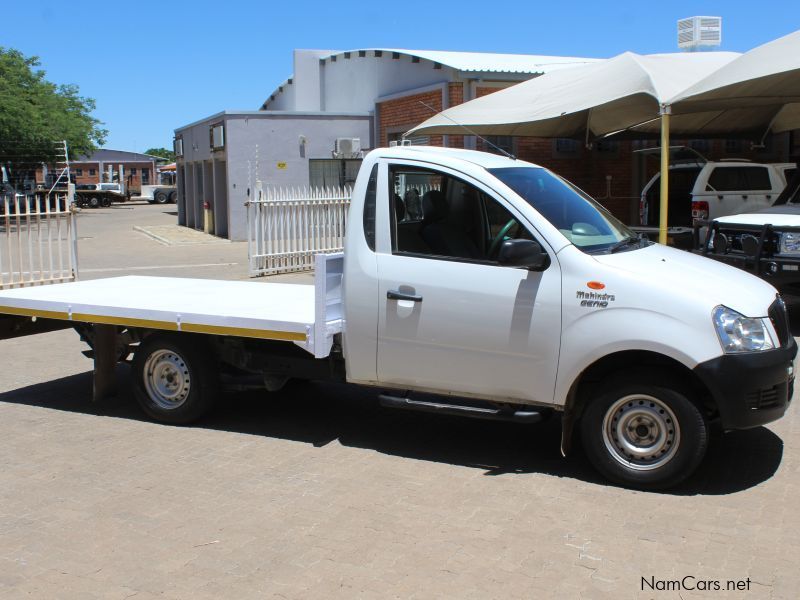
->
[422,190,447,222]
[394,195,406,221]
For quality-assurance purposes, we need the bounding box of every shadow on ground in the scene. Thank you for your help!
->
[0,366,784,496]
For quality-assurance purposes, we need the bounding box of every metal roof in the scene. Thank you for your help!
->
[262,48,600,109]
[72,149,166,163]
[372,49,600,74]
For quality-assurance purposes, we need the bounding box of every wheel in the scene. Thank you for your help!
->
[88,196,101,208]
[169,191,177,203]
[155,191,169,204]
[101,197,111,207]
[580,379,708,489]
[132,334,218,424]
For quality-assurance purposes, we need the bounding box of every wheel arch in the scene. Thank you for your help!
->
[560,349,716,456]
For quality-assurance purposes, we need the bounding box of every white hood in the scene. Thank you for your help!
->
[593,243,777,317]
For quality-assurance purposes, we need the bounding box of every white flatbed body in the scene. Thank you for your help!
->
[0,254,344,358]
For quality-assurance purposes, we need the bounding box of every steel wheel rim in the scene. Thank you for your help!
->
[143,349,191,410]
[601,394,680,471]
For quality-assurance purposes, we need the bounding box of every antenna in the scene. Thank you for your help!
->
[407,100,517,160]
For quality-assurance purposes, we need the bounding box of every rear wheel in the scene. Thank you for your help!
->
[88,196,101,208]
[132,335,218,424]
[580,380,708,489]
[169,190,177,203]
[155,191,169,204]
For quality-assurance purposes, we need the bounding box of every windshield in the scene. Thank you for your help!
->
[489,166,639,254]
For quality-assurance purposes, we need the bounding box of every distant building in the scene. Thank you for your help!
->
[175,48,596,240]
[69,149,166,193]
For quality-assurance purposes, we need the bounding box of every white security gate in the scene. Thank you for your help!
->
[0,192,78,289]
[247,185,351,277]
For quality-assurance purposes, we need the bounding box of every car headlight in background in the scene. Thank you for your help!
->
[779,232,800,255]
[713,305,775,353]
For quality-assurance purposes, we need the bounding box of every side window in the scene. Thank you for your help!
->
[743,167,771,190]
[707,166,771,192]
[388,165,532,262]
[362,164,378,251]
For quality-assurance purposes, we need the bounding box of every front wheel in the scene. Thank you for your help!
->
[580,381,708,489]
[155,191,169,204]
[132,335,218,424]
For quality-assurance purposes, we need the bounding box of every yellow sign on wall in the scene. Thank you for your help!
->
[277,162,287,170]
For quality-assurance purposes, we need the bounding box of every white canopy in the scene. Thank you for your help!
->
[671,29,800,136]
[408,51,740,139]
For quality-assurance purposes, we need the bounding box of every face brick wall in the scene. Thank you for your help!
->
[378,90,444,148]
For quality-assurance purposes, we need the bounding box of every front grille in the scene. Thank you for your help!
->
[768,296,791,348]
[745,385,783,410]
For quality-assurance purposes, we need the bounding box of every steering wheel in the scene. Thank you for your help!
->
[488,219,518,258]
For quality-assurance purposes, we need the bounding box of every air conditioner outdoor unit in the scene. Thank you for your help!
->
[677,16,722,51]
[334,138,362,158]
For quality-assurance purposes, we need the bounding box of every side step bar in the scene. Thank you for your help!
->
[379,394,543,424]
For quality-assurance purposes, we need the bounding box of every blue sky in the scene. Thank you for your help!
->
[2,1,797,153]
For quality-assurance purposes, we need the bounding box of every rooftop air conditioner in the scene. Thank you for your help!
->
[677,16,722,51]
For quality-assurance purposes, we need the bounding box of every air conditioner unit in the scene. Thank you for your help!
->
[334,138,362,158]
[677,16,722,51]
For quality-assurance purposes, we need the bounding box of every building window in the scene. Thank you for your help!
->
[141,170,150,184]
[724,139,743,154]
[130,168,137,176]
[553,138,580,158]
[595,139,620,157]
[174,137,184,157]
[480,135,514,156]
[89,169,96,176]
[309,159,362,187]
[75,168,83,176]
[210,124,224,150]
[388,132,430,146]
[689,139,710,154]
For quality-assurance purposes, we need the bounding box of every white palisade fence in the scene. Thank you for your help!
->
[0,192,78,289]
[247,185,351,277]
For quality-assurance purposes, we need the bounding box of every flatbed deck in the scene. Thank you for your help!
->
[0,276,313,342]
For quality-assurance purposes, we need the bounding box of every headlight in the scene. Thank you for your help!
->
[779,232,800,255]
[713,306,775,353]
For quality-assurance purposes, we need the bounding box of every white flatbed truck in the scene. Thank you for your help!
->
[0,147,795,489]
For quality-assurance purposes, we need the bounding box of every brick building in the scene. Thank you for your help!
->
[69,149,165,193]
[176,48,796,239]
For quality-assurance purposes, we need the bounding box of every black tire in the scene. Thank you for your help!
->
[580,379,708,490]
[169,191,177,203]
[88,196,101,208]
[155,191,169,204]
[101,197,111,207]
[132,334,218,424]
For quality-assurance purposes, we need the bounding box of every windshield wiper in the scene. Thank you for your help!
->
[608,235,641,253]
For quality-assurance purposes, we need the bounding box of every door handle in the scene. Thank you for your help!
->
[387,290,423,302]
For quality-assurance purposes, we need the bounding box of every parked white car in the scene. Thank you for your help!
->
[639,155,795,228]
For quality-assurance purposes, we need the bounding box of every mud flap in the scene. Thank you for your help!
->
[92,324,118,402]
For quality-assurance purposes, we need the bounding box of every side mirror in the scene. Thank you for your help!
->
[497,239,550,271]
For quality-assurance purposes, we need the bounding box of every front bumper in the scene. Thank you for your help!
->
[693,337,797,430]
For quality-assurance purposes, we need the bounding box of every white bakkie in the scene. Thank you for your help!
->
[0,147,795,489]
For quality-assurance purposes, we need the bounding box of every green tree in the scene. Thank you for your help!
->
[144,147,176,161]
[0,47,107,184]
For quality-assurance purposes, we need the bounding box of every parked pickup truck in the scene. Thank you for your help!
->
[695,165,800,293]
[0,147,795,489]
[639,153,795,229]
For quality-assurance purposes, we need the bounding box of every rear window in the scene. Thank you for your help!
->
[707,166,771,191]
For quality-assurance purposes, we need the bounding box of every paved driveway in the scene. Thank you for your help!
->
[1,204,798,598]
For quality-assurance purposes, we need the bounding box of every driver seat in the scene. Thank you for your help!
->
[420,190,481,259]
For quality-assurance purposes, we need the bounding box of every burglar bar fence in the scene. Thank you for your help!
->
[247,185,351,277]
[0,192,78,289]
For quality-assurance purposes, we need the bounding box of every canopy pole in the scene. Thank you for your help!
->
[658,106,672,245]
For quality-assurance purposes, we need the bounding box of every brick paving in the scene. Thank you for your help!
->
[1,204,798,598]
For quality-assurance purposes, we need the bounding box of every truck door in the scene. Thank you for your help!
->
[375,161,562,405]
